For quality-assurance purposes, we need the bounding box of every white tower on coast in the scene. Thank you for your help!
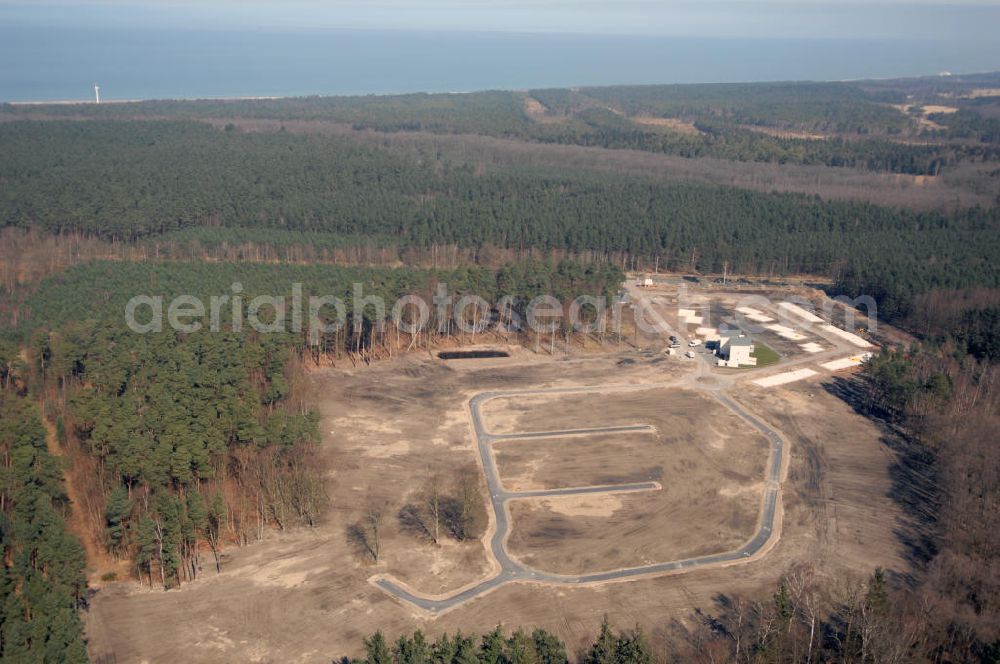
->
[94,84,100,104]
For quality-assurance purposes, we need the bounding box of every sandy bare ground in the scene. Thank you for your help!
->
[921,105,959,115]
[891,104,949,131]
[485,387,768,575]
[494,431,668,491]
[522,95,566,125]
[739,125,830,141]
[86,292,909,663]
[963,88,1000,99]
[632,116,703,134]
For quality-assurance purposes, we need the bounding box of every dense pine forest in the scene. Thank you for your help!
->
[5,74,1000,174]
[0,257,622,660]
[2,119,999,325]
[0,393,89,662]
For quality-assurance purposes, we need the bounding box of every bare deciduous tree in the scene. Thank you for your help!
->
[348,499,385,563]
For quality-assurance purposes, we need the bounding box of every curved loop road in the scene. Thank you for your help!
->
[373,383,787,614]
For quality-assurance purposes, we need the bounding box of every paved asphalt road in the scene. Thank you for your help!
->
[375,383,786,613]
[375,288,870,613]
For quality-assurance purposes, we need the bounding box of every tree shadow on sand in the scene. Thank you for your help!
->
[821,375,940,579]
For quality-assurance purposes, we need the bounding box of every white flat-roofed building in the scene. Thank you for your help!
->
[717,335,757,367]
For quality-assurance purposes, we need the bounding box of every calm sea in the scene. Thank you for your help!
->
[2,26,999,102]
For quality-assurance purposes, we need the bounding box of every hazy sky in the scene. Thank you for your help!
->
[3,0,1000,40]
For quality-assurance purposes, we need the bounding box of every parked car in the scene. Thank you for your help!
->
[688,339,701,347]
[685,350,696,358]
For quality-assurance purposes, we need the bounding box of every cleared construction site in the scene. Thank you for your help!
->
[85,281,904,663]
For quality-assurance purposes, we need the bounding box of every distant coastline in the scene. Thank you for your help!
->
[7,96,284,106]
[5,72,998,107]
[3,26,999,105]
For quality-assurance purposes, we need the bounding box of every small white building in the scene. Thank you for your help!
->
[717,334,757,368]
